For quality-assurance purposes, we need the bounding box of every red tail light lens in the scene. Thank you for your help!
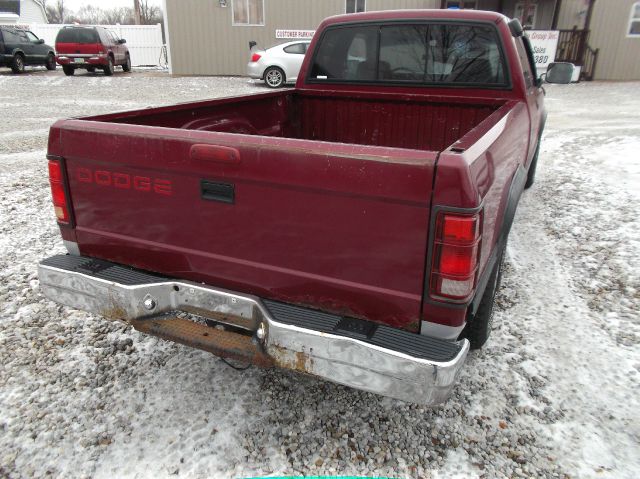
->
[251,53,262,62]
[439,243,479,276]
[48,160,69,224]
[430,211,482,301]
[441,215,479,244]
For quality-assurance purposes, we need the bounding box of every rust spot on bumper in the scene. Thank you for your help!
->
[268,344,314,373]
[100,305,128,321]
[131,317,273,368]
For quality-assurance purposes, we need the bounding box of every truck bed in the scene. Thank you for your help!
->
[49,91,510,332]
[89,90,502,152]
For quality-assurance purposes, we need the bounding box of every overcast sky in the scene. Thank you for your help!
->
[61,0,163,11]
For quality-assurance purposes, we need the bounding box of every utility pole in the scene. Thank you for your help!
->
[133,0,141,24]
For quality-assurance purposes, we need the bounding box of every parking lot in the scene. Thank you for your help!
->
[0,68,638,478]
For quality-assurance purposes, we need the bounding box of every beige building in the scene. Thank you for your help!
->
[162,0,640,80]
[0,0,48,24]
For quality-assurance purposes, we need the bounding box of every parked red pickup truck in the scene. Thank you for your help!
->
[39,10,572,404]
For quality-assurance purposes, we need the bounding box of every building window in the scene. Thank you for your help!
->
[346,0,365,14]
[232,0,264,26]
[0,0,20,15]
[515,2,538,29]
[446,1,477,8]
[629,2,640,37]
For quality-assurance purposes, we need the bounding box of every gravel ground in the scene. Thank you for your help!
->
[0,68,638,478]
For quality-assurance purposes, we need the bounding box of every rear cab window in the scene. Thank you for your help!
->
[309,22,509,87]
[55,28,100,44]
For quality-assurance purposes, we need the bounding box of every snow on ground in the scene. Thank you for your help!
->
[0,69,638,478]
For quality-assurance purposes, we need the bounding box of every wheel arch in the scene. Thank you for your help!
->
[469,165,527,316]
[262,64,286,79]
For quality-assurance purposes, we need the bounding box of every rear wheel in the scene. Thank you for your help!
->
[459,243,506,350]
[62,65,75,76]
[11,54,25,74]
[45,53,56,71]
[103,56,114,76]
[122,54,131,72]
[264,67,285,88]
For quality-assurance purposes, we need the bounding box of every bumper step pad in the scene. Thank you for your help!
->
[264,299,463,362]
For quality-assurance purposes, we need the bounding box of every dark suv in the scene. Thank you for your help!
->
[0,26,56,73]
[55,26,131,76]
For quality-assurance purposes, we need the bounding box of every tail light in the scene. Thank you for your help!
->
[48,159,71,224]
[251,53,261,62]
[429,211,482,301]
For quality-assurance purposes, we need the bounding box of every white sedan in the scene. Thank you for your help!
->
[247,40,311,88]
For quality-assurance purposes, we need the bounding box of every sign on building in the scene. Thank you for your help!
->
[275,29,315,39]
[525,30,560,73]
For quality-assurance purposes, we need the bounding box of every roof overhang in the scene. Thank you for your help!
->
[0,13,20,24]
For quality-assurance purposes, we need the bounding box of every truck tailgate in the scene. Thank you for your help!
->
[50,121,437,330]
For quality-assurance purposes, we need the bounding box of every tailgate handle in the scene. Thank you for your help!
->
[190,144,240,164]
[201,180,235,204]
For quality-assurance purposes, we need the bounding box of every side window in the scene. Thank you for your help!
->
[1,29,19,43]
[233,0,265,26]
[515,37,534,88]
[346,0,365,14]
[16,30,29,43]
[25,31,39,42]
[283,43,306,54]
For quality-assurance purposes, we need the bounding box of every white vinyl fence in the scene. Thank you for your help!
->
[29,23,164,67]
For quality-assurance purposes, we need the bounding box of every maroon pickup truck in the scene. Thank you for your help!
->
[39,10,572,404]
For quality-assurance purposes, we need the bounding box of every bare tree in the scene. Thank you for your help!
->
[103,7,135,25]
[133,0,141,24]
[139,0,162,24]
[43,0,67,24]
[76,5,102,24]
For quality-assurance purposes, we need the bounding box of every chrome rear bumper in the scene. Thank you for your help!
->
[38,255,469,405]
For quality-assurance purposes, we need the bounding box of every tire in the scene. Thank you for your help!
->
[459,243,506,350]
[524,136,542,189]
[11,54,25,74]
[62,65,74,76]
[45,53,56,71]
[264,67,285,88]
[122,54,131,72]
[87,66,96,73]
[104,56,114,76]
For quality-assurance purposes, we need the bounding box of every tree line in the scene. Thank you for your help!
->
[42,0,163,25]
